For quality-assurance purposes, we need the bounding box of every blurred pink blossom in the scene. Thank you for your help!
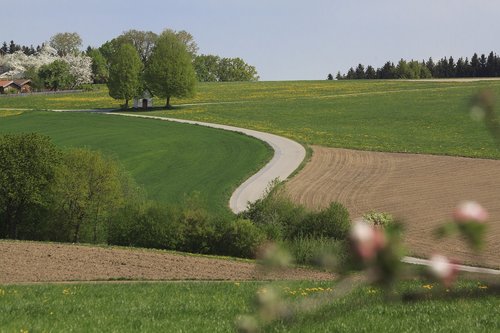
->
[453,201,488,223]
[349,218,386,262]
[429,254,458,287]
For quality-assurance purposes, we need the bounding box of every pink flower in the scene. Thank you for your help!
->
[349,219,386,262]
[453,201,488,223]
[429,254,458,287]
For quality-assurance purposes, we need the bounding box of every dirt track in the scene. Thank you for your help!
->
[0,241,334,284]
[286,146,500,268]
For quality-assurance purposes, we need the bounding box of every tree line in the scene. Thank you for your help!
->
[330,51,500,80]
[0,40,43,56]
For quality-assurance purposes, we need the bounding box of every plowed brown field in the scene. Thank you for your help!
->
[0,241,334,284]
[286,146,500,268]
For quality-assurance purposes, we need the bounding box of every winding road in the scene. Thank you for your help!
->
[108,112,306,213]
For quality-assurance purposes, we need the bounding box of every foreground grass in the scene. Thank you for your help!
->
[0,280,497,332]
[0,111,271,215]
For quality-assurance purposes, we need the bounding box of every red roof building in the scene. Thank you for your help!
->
[0,79,32,94]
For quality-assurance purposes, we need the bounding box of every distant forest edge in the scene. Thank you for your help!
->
[330,52,500,80]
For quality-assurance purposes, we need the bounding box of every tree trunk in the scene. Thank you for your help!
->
[124,99,129,109]
[73,221,80,243]
[166,96,172,109]
[5,207,18,239]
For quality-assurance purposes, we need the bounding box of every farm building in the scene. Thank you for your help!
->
[0,79,32,94]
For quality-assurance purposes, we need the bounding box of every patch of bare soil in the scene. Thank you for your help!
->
[0,241,334,284]
[286,146,500,269]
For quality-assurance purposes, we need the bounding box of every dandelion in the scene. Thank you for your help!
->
[422,284,433,290]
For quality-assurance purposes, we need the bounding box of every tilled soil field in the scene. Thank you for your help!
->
[0,241,334,284]
[286,146,500,269]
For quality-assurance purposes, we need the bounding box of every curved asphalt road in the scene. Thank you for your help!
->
[109,113,306,214]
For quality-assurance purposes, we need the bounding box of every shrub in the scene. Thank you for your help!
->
[219,219,266,258]
[283,236,346,266]
[108,201,181,250]
[245,189,351,242]
[363,211,394,227]
[302,202,351,239]
[243,192,308,241]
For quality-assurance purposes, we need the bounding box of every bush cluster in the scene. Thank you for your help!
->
[0,133,352,261]
[108,198,265,258]
[243,192,350,241]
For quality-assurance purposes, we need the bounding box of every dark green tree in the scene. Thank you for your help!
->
[345,67,355,79]
[87,48,109,83]
[486,52,496,77]
[114,30,158,63]
[365,65,376,79]
[355,64,365,79]
[216,57,259,82]
[479,54,487,76]
[107,44,143,108]
[0,42,7,54]
[144,31,197,109]
[38,60,72,91]
[470,53,480,77]
[193,54,221,82]
[327,73,334,80]
[161,29,199,59]
[0,133,60,238]
[377,62,396,79]
[53,148,127,243]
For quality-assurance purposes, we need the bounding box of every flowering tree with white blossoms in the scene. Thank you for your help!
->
[0,44,92,88]
[62,53,92,88]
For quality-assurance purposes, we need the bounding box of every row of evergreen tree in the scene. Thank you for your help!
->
[0,40,45,56]
[330,52,500,80]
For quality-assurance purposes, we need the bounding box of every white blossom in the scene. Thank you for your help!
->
[0,44,92,88]
[63,54,93,88]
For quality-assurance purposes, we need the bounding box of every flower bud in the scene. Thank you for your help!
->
[453,201,488,223]
[429,254,458,287]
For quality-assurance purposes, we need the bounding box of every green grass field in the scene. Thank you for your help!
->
[1,81,499,332]
[1,80,498,158]
[0,111,271,215]
[0,280,497,332]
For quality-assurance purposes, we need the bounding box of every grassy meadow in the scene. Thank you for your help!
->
[0,280,497,332]
[0,111,271,215]
[1,80,499,158]
[1,81,499,332]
